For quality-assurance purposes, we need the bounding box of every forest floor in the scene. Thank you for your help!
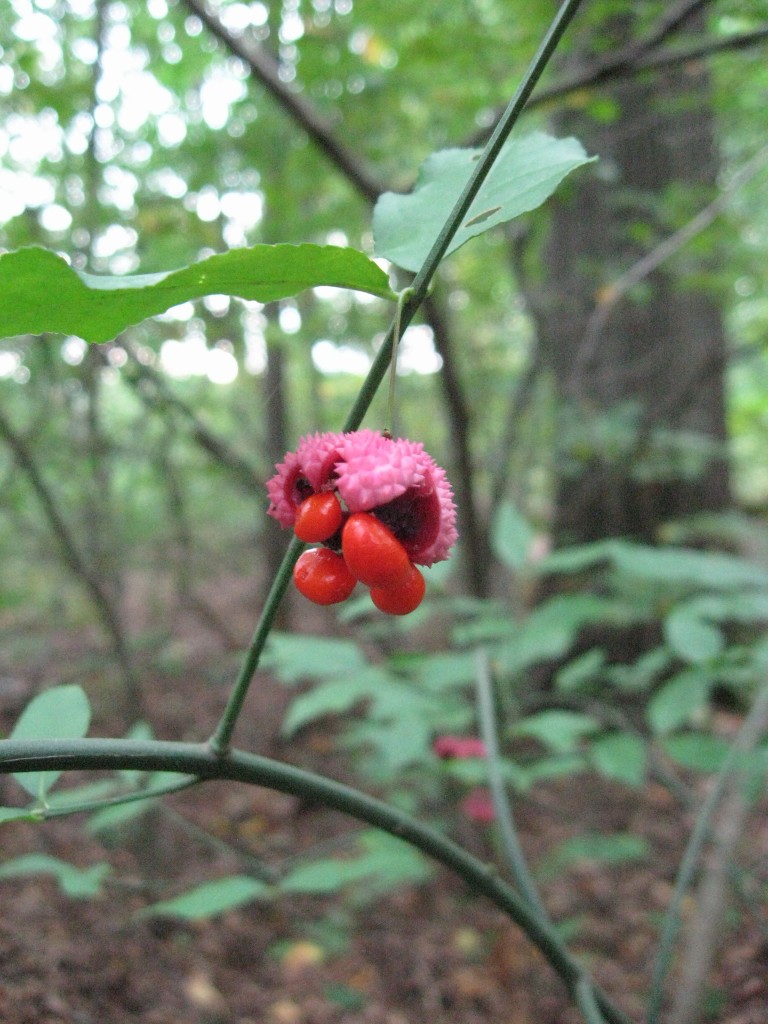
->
[1,570,767,1024]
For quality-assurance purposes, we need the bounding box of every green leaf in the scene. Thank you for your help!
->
[281,831,428,896]
[664,606,724,664]
[511,711,599,754]
[555,649,607,693]
[541,540,768,590]
[491,500,534,570]
[373,132,595,271]
[0,244,395,344]
[661,732,731,773]
[497,594,614,677]
[516,754,587,790]
[412,650,479,692]
[590,733,646,787]
[543,833,649,877]
[0,854,110,898]
[140,875,269,919]
[10,684,91,800]
[538,540,617,575]
[647,668,713,735]
[611,544,768,590]
[281,676,379,737]
[264,633,368,684]
[0,807,41,825]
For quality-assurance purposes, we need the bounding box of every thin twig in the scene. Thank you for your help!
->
[474,648,549,919]
[120,342,264,491]
[469,22,768,144]
[577,144,768,383]
[211,0,590,755]
[180,0,384,204]
[0,405,140,705]
[0,735,633,1024]
[646,680,768,1024]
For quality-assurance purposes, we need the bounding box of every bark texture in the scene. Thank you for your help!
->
[535,13,729,545]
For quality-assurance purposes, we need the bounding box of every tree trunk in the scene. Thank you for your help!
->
[535,13,730,547]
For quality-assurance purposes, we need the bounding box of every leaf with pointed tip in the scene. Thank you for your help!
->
[140,876,269,919]
[10,684,91,799]
[0,244,395,344]
[0,854,110,898]
[373,132,595,272]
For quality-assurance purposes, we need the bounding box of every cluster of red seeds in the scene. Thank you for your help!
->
[291,492,425,615]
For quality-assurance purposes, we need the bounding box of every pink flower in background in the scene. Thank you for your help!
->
[433,735,487,760]
[460,787,496,824]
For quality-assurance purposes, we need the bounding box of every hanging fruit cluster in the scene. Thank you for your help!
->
[266,430,457,615]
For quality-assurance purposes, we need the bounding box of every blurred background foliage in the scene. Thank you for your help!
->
[3,5,768,1016]
[1,0,768,702]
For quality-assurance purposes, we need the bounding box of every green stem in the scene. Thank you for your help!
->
[474,649,549,919]
[209,533,304,755]
[385,287,414,434]
[210,0,588,749]
[346,0,585,434]
[42,775,200,819]
[0,736,631,1024]
[576,974,610,1024]
[646,680,768,1023]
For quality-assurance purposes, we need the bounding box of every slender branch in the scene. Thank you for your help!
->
[42,775,200,819]
[573,143,768,400]
[646,680,768,1024]
[469,23,768,144]
[0,735,631,1024]
[120,342,264,491]
[425,292,490,597]
[0,404,139,703]
[474,649,548,919]
[667,773,753,1024]
[576,974,610,1024]
[180,0,384,204]
[209,533,304,754]
[473,651,616,1024]
[209,0,589,750]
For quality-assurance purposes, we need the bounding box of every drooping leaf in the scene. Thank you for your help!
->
[281,676,377,737]
[10,684,91,800]
[647,668,714,735]
[373,132,595,271]
[611,544,768,590]
[661,733,731,772]
[0,854,110,898]
[511,710,600,754]
[0,807,41,825]
[411,650,479,692]
[491,500,535,570]
[140,875,269,919]
[664,605,724,664]
[263,632,368,684]
[541,540,768,590]
[280,830,428,896]
[516,754,587,790]
[542,833,650,878]
[555,649,607,693]
[590,732,646,787]
[0,244,395,344]
[496,595,614,676]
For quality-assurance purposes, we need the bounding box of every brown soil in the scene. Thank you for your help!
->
[1,582,767,1024]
